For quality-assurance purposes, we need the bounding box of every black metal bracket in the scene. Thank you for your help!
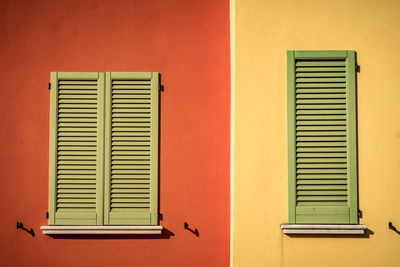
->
[389,222,400,234]
[16,222,35,237]
[48,83,51,90]
[184,222,199,237]
[355,64,360,72]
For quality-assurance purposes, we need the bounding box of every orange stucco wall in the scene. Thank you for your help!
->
[0,0,230,266]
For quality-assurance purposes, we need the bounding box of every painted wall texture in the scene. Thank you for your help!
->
[0,0,230,266]
[233,0,400,266]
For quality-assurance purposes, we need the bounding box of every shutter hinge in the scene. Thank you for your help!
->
[159,83,164,92]
[48,83,51,90]
[46,212,49,219]
[358,209,362,218]
[355,64,360,72]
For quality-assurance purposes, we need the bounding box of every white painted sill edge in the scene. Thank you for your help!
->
[281,224,366,235]
[41,225,163,235]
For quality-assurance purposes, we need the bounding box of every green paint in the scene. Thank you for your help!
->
[287,51,297,223]
[346,51,359,224]
[287,51,359,224]
[104,72,158,225]
[48,72,159,226]
[48,72,58,225]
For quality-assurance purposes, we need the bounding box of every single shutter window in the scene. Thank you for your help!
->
[104,72,159,225]
[48,72,105,225]
[287,51,358,224]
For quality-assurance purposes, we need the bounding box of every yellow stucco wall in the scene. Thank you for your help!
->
[232,0,400,266]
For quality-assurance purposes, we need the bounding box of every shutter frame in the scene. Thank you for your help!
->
[287,51,359,224]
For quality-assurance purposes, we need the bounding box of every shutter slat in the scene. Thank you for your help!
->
[297,158,346,163]
[296,89,346,93]
[297,163,347,168]
[296,110,346,115]
[112,80,151,84]
[113,90,151,95]
[296,72,346,77]
[296,61,346,66]
[296,78,346,82]
[297,185,347,190]
[296,67,345,72]
[112,85,151,89]
[296,201,347,206]
[297,191,347,196]
[296,104,346,110]
[296,93,346,98]
[111,188,150,193]
[297,180,347,185]
[297,174,347,179]
[58,85,97,89]
[296,142,346,147]
[297,153,347,157]
[297,196,347,201]
[57,189,96,193]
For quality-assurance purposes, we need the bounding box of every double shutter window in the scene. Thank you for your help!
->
[287,51,358,224]
[48,72,159,226]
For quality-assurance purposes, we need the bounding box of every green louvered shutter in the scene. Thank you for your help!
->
[104,72,159,225]
[287,51,358,224]
[48,72,105,225]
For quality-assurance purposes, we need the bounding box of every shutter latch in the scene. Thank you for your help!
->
[48,83,51,90]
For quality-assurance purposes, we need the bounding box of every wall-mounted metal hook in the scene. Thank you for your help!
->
[389,222,400,235]
[16,221,35,237]
[184,222,199,237]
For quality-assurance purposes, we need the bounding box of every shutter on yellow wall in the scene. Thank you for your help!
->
[287,51,358,224]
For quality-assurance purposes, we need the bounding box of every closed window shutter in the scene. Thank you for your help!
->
[49,72,105,225]
[104,72,159,225]
[287,51,358,224]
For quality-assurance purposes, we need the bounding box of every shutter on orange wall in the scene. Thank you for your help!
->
[48,72,105,225]
[103,72,159,225]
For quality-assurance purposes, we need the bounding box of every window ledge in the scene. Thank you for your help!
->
[41,225,163,235]
[281,224,366,235]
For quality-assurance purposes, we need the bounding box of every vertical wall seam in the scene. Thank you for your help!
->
[229,0,235,266]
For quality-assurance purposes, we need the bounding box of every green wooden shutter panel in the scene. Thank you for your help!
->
[287,51,358,224]
[104,72,159,225]
[49,72,105,225]
[49,72,158,226]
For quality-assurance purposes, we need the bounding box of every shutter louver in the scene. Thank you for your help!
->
[287,51,358,224]
[104,72,159,225]
[49,72,105,225]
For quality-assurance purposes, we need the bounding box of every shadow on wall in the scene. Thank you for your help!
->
[286,228,374,239]
[47,227,175,240]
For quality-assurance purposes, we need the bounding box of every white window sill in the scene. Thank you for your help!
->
[281,224,366,235]
[41,225,163,235]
